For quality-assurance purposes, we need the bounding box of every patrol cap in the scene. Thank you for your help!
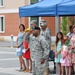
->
[33,27,40,30]
[40,20,47,26]
[30,20,37,25]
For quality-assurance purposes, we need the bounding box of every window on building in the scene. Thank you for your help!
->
[30,17,39,27]
[31,0,38,4]
[30,0,39,27]
[0,16,4,32]
[0,0,4,7]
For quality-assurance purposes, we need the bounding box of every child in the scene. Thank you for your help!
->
[70,26,75,74]
[23,28,32,73]
[55,32,64,75]
[61,36,72,75]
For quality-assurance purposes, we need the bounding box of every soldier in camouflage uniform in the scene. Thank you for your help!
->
[40,20,51,47]
[30,20,37,29]
[29,20,37,60]
[25,27,49,75]
[29,20,37,74]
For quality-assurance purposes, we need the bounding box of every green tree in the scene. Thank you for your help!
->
[61,17,68,35]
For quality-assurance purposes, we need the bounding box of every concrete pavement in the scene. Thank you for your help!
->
[0,41,16,47]
[0,47,32,75]
[0,41,56,75]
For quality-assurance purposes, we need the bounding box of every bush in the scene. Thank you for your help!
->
[60,17,68,35]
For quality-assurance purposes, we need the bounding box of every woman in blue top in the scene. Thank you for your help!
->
[16,24,26,71]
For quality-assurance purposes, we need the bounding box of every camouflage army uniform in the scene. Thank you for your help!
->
[25,33,49,75]
[40,28,51,46]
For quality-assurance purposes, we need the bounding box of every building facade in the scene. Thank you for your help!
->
[0,0,26,41]
[23,0,56,42]
[0,0,56,41]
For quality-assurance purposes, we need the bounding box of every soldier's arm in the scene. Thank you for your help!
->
[41,39,49,60]
[46,32,51,46]
[24,33,30,42]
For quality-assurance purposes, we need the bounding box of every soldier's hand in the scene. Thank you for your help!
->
[28,30,33,34]
[40,58,45,64]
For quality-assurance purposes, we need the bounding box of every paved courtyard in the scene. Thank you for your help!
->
[0,47,32,75]
[0,41,57,75]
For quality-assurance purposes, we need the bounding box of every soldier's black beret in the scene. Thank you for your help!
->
[33,27,40,30]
